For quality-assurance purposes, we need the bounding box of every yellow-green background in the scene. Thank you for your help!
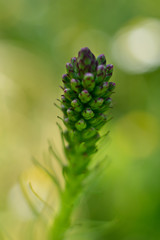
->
[0,0,160,239]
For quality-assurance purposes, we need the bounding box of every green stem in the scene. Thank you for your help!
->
[49,172,84,240]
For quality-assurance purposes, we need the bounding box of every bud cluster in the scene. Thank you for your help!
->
[59,47,115,156]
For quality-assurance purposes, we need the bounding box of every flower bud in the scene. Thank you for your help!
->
[67,108,79,121]
[106,64,113,74]
[61,95,70,106]
[66,63,74,76]
[71,57,76,69]
[82,127,97,139]
[77,47,97,76]
[61,104,67,114]
[93,82,109,97]
[82,73,95,92]
[99,98,112,112]
[89,97,104,110]
[78,89,92,103]
[71,99,83,112]
[75,119,87,131]
[97,54,106,65]
[64,88,75,101]
[89,113,107,128]
[62,74,70,88]
[104,64,114,81]
[108,82,116,91]
[64,117,74,128]
[82,108,94,120]
[95,65,106,84]
[70,79,81,93]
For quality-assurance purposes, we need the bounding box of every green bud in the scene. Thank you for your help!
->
[75,119,87,131]
[78,89,92,103]
[82,108,94,120]
[77,47,97,76]
[62,74,70,87]
[82,127,97,139]
[82,73,95,92]
[71,99,83,112]
[89,113,107,128]
[104,64,113,81]
[99,98,112,112]
[93,82,109,97]
[106,64,113,74]
[61,104,67,114]
[95,65,106,84]
[64,88,75,101]
[67,108,79,121]
[64,117,74,128]
[70,79,81,93]
[108,82,116,91]
[71,57,77,70]
[97,54,106,65]
[66,62,75,77]
[89,97,104,110]
[61,95,70,107]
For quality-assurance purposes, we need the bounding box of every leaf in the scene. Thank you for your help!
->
[32,157,62,194]
[48,140,64,168]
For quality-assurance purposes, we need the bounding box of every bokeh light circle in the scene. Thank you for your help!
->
[112,18,160,74]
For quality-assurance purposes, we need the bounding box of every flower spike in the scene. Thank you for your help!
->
[50,47,116,240]
[59,47,115,158]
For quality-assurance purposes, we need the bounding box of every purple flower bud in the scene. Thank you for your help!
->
[61,95,70,106]
[93,82,109,97]
[77,47,97,77]
[66,63,73,72]
[71,99,83,112]
[95,65,106,83]
[106,64,113,74]
[66,63,76,78]
[71,57,77,69]
[64,117,73,128]
[108,82,116,91]
[82,108,94,120]
[89,97,104,110]
[78,89,92,103]
[75,119,87,131]
[104,64,114,81]
[78,47,91,58]
[99,98,112,112]
[61,104,67,113]
[67,107,79,121]
[70,79,81,93]
[82,73,95,92]
[62,74,70,87]
[64,88,75,101]
[97,54,106,65]
[61,95,66,103]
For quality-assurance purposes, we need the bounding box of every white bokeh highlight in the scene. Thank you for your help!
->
[112,18,160,74]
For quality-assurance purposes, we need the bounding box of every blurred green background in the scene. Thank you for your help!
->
[0,0,160,239]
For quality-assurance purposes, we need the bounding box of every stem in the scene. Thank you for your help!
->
[49,170,84,240]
